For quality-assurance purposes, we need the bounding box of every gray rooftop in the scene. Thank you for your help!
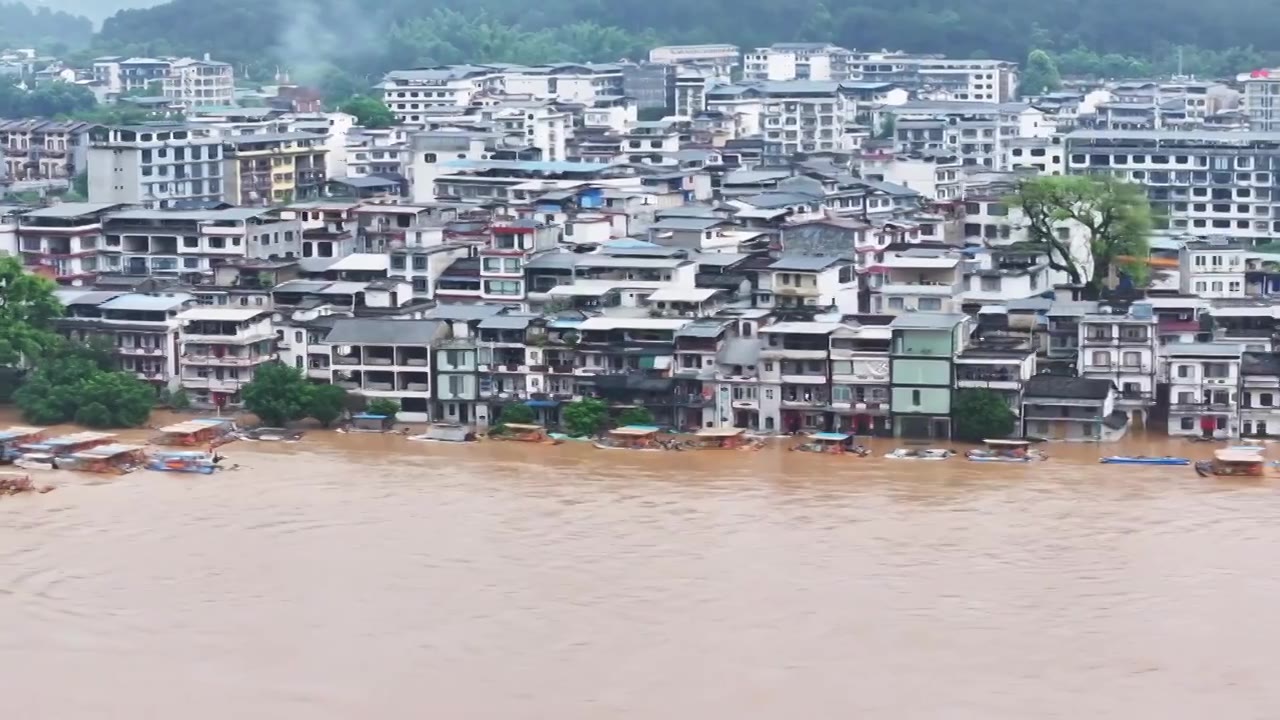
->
[768,255,845,271]
[718,337,761,366]
[649,217,728,232]
[1164,342,1245,357]
[889,312,968,330]
[97,293,194,312]
[22,202,122,219]
[675,320,730,338]
[525,253,580,270]
[477,314,538,330]
[324,319,444,345]
[423,304,507,321]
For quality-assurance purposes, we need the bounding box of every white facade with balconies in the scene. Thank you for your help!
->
[1166,343,1244,438]
[324,318,443,423]
[175,307,277,408]
[1077,305,1159,421]
[870,247,964,315]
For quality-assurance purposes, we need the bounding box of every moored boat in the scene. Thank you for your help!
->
[691,427,762,450]
[791,432,867,456]
[885,448,954,460]
[1195,448,1269,478]
[0,426,46,463]
[490,423,562,444]
[1100,456,1191,465]
[593,425,667,451]
[407,423,476,443]
[966,439,1046,463]
[146,450,223,475]
[59,444,147,475]
[150,418,237,447]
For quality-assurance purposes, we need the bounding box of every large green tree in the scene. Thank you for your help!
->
[1019,49,1062,96]
[307,383,349,427]
[13,347,155,428]
[562,398,607,437]
[0,256,62,367]
[952,389,1017,443]
[615,407,654,427]
[337,95,396,128]
[1008,175,1152,297]
[241,363,314,427]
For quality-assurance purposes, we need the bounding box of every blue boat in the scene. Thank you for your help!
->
[1100,456,1191,466]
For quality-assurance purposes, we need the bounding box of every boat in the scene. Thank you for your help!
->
[691,427,763,450]
[966,439,1046,463]
[885,448,954,460]
[18,431,117,457]
[1100,456,1191,465]
[791,431,867,456]
[407,423,476,443]
[238,427,304,442]
[1195,448,1269,478]
[593,425,667,451]
[0,471,53,495]
[146,450,223,475]
[150,418,237,447]
[491,423,562,444]
[339,413,393,434]
[0,426,46,463]
[13,452,60,470]
[58,444,147,475]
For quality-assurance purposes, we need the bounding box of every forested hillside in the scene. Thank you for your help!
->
[0,2,92,51]
[21,0,1280,96]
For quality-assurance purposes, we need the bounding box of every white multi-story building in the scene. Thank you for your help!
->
[888,101,1052,169]
[674,67,717,118]
[1239,69,1280,131]
[500,63,624,104]
[86,123,226,208]
[1003,136,1066,175]
[649,44,740,76]
[743,43,852,82]
[380,66,503,123]
[325,318,445,423]
[1077,304,1158,423]
[1065,129,1280,242]
[1179,239,1249,298]
[162,57,235,109]
[869,247,964,315]
[56,290,195,391]
[850,54,1018,103]
[1166,343,1244,438]
[472,102,569,162]
[99,207,302,277]
[175,307,277,409]
[756,81,849,158]
[16,202,128,285]
[858,149,964,200]
[1239,351,1280,437]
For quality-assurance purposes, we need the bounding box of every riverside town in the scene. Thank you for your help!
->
[6,42,1280,469]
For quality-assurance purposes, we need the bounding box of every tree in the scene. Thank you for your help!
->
[615,406,654,427]
[876,114,896,140]
[366,398,401,418]
[241,363,314,427]
[952,389,1017,443]
[1008,175,1151,297]
[1019,49,1061,96]
[496,403,536,426]
[13,350,155,427]
[338,94,395,128]
[0,256,62,367]
[562,398,607,437]
[307,383,349,427]
[169,388,191,410]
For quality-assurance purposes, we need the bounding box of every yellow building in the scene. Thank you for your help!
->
[223,132,327,206]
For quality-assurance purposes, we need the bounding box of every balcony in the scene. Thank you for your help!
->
[1158,318,1200,333]
[116,345,166,357]
[1170,402,1235,413]
[877,281,960,296]
[1082,333,1116,345]
[182,352,276,366]
[773,285,821,297]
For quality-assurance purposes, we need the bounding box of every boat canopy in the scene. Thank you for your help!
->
[695,428,746,438]
[982,439,1030,447]
[611,425,661,437]
[71,443,145,460]
[502,423,546,431]
[0,426,43,442]
[418,424,472,442]
[810,432,851,442]
[1215,449,1265,463]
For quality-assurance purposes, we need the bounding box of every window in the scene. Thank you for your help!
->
[1180,417,1195,430]
[911,389,921,405]
[1091,351,1109,367]
[295,331,303,343]
[1261,393,1275,407]
[918,298,941,311]
[888,297,904,310]
[484,280,520,296]
[1216,417,1228,430]
[1122,351,1142,368]
[1177,364,1190,378]
[764,389,774,400]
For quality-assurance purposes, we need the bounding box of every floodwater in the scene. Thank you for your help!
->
[3,414,1280,719]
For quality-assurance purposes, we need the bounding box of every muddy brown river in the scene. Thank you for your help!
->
[2,416,1279,718]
